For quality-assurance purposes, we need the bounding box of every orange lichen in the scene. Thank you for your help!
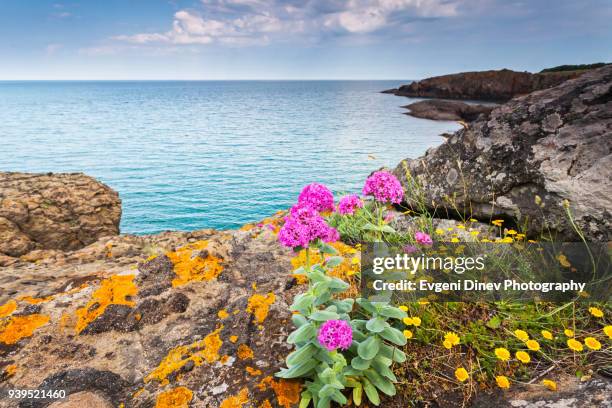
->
[270,379,301,408]
[0,300,17,318]
[246,293,275,323]
[220,355,231,365]
[19,295,55,304]
[218,309,229,319]
[155,386,193,408]
[237,344,254,360]
[0,314,50,345]
[219,387,249,408]
[257,376,274,391]
[166,241,223,287]
[229,335,238,343]
[75,274,138,334]
[258,400,273,408]
[145,326,224,384]
[246,366,262,376]
[4,364,17,378]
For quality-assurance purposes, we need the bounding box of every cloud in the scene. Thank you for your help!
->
[45,43,63,55]
[112,0,466,47]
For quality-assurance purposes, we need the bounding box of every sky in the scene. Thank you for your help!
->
[0,0,610,80]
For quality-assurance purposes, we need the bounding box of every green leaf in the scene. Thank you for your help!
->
[325,256,343,268]
[318,243,338,255]
[291,294,315,312]
[328,278,350,291]
[292,314,308,328]
[380,225,396,233]
[379,326,407,346]
[299,392,312,408]
[356,298,377,314]
[391,348,406,363]
[378,306,407,320]
[276,359,318,378]
[353,383,363,406]
[365,369,396,396]
[351,356,371,370]
[319,384,336,399]
[287,343,318,367]
[371,359,397,382]
[316,397,330,408]
[331,390,347,405]
[309,310,340,321]
[363,379,380,406]
[287,323,316,344]
[358,336,380,360]
[486,315,502,329]
[366,317,389,333]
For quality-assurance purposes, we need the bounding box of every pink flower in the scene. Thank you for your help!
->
[298,183,335,212]
[317,319,353,351]
[337,194,364,215]
[278,204,339,249]
[415,231,433,246]
[362,171,404,204]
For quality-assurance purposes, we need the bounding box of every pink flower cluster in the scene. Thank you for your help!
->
[337,194,364,215]
[415,231,433,245]
[278,203,339,249]
[317,319,353,351]
[298,183,335,212]
[362,171,404,204]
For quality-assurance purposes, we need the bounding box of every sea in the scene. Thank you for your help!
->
[0,81,459,234]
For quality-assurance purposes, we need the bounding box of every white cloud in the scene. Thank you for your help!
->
[45,43,63,55]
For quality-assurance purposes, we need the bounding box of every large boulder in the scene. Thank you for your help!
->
[383,68,586,102]
[0,172,121,257]
[393,65,612,241]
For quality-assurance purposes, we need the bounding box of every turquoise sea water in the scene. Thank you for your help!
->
[0,81,459,234]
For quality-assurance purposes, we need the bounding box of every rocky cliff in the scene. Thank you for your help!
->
[383,68,586,102]
[393,65,612,241]
[0,173,121,258]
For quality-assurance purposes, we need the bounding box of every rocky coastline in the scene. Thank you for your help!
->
[1,65,611,407]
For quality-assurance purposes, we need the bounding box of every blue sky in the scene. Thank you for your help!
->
[1,0,610,79]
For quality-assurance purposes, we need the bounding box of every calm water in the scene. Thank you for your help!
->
[0,81,458,234]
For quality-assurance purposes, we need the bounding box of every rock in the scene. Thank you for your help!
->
[384,69,586,102]
[0,221,303,408]
[402,100,494,122]
[0,172,121,257]
[393,65,612,241]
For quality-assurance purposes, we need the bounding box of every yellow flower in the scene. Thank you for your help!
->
[399,305,408,312]
[515,351,531,364]
[494,347,510,361]
[588,307,604,318]
[492,219,504,227]
[457,225,465,229]
[541,330,553,340]
[470,230,479,236]
[403,329,413,339]
[412,317,422,327]
[454,367,469,382]
[469,218,477,222]
[542,379,557,391]
[526,340,540,351]
[564,329,574,337]
[534,195,542,205]
[435,228,445,235]
[604,326,612,339]
[506,229,517,235]
[450,237,460,243]
[444,332,460,346]
[584,337,601,350]
[514,329,529,341]
[567,338,583,352]
[418,299,430,305]
[403,317,414,325]
[447,227,454,231]
[516,233,526,240]
[496,376,510,389]
[443,340,453,349]
[500,237,513,243]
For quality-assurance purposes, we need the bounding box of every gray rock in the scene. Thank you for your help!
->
[393,65,612,241]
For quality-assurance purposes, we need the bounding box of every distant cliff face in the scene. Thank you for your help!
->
[0,172,121,257]
[385,69,585,102]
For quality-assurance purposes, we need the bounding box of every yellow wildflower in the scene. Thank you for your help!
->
[454,367,469,382]
[494,347,511,361]
[418,299,430,305]
[450,237,460,243]
[542,379,557,391]
[403,330,413,339]
[435,228,445,235]
[515,351,530,363]
[584,337,601,350]
[470,230,479,236]
[412,317,422,326]
[444,332,460,346]
[564,329,574,337]
[492,219,504,227]
[496,376,510,389]
[403,317,413,326]
[588,307,604,318]
[541,330,553,340]
[567,338,583,352]
[604,326,612,339]
[506,229,517,235]
[399,305,408,312]
[514,329,529,341]
[457,225,465,229]
[526,340,540,351]
[469,218,477,222]
[443,340,453,349]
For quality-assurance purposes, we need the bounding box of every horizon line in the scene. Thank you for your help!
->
[0,78,412,82]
